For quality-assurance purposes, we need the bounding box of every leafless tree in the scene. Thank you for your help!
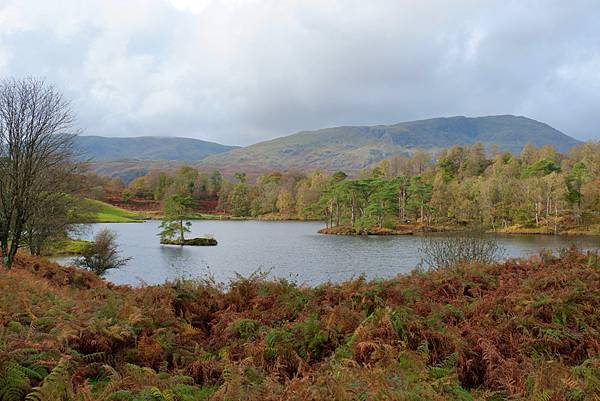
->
[0,78,79,270]
[418,233,506,270]
[75,229,131,276]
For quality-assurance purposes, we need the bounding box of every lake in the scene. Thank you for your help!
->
[55,220,599,286]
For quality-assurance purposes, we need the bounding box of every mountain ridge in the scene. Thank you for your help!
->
[74,135,238,162]
[197,115,579,172]
[80,115,581,180]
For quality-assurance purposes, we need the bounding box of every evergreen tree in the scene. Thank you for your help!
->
[159,194,194,242]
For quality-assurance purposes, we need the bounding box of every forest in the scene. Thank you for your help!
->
[87,141,600,235]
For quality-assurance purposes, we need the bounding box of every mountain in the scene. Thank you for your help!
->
[74,136,238,162]
[198,115,580,173]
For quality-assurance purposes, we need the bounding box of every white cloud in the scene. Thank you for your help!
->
[0,0,598,144]
[169,0,213,14]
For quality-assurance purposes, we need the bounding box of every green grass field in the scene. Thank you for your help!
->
[83,199,147,223]
[43,239,92,256]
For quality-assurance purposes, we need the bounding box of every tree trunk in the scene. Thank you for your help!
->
[1,240,9,272]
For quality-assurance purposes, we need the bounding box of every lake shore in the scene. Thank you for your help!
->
[318,223,600,237]
[318,225,416,236]
[90,199,600,237]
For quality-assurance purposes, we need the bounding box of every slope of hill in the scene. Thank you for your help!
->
[199,115,579,172]
[75,136,238,161]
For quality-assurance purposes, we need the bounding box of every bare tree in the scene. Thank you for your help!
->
[418,233,506,270]
[75,229,131,276]
[0,78,78,270]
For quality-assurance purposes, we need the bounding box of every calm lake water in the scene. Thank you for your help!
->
[56,221,599,286]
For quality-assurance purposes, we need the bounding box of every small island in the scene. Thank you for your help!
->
[160,237,217,246]
[159,194,218,246]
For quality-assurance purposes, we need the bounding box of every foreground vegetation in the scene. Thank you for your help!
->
[1,249,599,400]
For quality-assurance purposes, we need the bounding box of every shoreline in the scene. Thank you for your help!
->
[85,215,600,237]
[82,199,600,237]
[317,223,600,237]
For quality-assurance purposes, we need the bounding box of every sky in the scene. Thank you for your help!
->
[0,0,599,146]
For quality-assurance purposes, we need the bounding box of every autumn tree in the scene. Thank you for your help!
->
[230,173,251,217]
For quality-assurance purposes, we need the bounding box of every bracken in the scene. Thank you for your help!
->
[0,247,599,400]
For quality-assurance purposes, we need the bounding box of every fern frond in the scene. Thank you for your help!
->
[24,357,71,401]
[81,352,119,366]
[532,389,552,401]
[149,387,165,400]
[438,352,458,370]
[162,389,175,401]
[0,362,32,401]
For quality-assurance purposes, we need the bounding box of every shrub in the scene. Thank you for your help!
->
[75,229,131,276]
[418,233,506,269]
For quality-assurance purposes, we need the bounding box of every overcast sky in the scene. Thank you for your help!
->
[0,0,598,145]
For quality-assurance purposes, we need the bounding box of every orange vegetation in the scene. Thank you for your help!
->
[1,249,599,400]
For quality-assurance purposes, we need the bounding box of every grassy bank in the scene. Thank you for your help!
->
[41,239,92,256]
[1,250,600,400]
[84,199,148,223]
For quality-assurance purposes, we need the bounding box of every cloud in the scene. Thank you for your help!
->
[168,0,213,14]
[0,0,598,145]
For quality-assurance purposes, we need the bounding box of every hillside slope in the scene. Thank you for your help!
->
[199,115,579,172]
[75,136,238,162]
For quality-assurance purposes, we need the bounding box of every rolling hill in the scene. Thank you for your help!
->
[198,115,579,173]
[74,136,238,162]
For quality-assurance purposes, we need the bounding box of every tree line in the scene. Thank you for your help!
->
[97,141,600,233]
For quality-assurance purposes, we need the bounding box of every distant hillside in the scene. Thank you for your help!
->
[199,115,579,172]
[75,136,238,162]
[87,160,185,184]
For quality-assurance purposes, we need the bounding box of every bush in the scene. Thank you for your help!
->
[418,233,505,269]
[75,229,131,276]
